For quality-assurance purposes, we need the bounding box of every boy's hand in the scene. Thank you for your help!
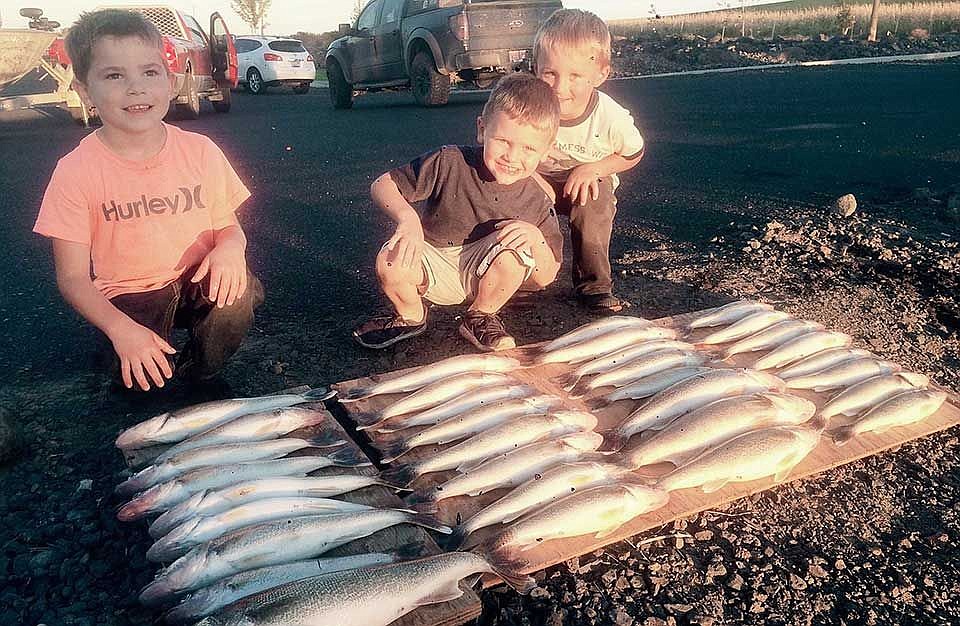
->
[110,320,176,391]
[191,239,248,308]
[385,217,425,270]
[564,164,602,206]
[495,220,541,257]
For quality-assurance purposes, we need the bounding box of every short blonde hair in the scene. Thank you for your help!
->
[481,72,560,139]
[533,9,612,69]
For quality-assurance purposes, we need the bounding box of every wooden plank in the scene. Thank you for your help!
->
[334,307,960,584]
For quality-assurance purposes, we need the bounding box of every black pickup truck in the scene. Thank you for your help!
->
[324,0,562,108]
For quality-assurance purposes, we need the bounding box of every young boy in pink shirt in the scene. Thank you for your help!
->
[34,9,262,391]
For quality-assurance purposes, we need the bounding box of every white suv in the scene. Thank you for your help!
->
[234,36,315,94]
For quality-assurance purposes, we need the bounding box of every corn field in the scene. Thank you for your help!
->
[611,2,960,39]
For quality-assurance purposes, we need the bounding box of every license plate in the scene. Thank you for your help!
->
[291,60,301,67]
[509,50,527,63]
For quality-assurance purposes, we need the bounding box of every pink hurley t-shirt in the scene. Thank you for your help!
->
[34,123,250,299]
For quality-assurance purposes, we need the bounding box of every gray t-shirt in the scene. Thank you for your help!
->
[389,145,562,260]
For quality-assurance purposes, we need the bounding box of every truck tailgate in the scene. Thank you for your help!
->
[463,1,562,49]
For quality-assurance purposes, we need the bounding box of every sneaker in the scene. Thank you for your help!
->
[577,293,632,314]
[353,311,428,349]
[459,310,516,352]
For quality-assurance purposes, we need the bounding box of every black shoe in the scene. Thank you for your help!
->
[459,310,516,352]
[353,311,428,349]
[577,293,632,314]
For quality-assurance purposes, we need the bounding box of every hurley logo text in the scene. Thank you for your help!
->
[102,185,205,222]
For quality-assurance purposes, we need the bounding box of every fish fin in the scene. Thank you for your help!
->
[327,446,373,467]
[303,386,336,402]
[448,525,472,550]
[380,464,417,489]
[588,397,612,410]
[408,512,452,535]
[598,432,628,453]
[354,417,388,432]
[701,479,728,494]
[379,440,410,465]
[406,490,439,514]
[481,552,536,594]
[306,431,347,449]
[806,414,829,433]
[568,381,591,398]
[340,385,373,403]
[422,579,466,604]
[553,372,579,391]
[372,421,408,434]
[831,425,856,447]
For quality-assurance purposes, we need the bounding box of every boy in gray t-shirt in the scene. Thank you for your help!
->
[353,73,562,352]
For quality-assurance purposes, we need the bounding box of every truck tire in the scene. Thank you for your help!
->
[327,60,353,109]
[212,87,231,113]
[175,71,201,119]
[411,51,449,107]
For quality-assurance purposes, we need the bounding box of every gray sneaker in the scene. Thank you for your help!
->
[459,310,516,352]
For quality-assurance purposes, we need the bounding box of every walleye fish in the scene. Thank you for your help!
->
[481,481,668,568]
[753,331,852,370]
[154,407,342,462]
[537,326,678,365]
[603,369,787,451]
[147,497,376,562]
[115,388,335,450]
[688,300,774,329]
[192,552,533,626]
[657,426,821,493]
[364,384,536,433]
[570,349,707,397]
[698,310,792,345]
[340,354,521,402]
[833,389,947,446]
[621,393,817,469]
[369,372,512,423]
[380,412,598,485]
[820,372,929,420]
[723,319,823,357]
[775,347,872,379]
[408,432,607,511]
[118,450,368,521]
[785,358,901,392]
[117,438,336,497]
[140,510,452,605]
[590,366,714,408]
[378,395,561,463]
[450,460,632,549]
[164,553,401,623]
[540,316,652,353]
[555,339,696,391]
[149,474,393,539]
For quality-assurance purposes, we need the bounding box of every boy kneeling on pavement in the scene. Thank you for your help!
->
[353,73,562,352]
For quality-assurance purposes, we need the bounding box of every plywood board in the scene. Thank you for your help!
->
[334,308,960,582]
[118,395,482,626]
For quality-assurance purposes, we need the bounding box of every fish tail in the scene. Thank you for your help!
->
[328,446,373,467]
[476,547,535,594]
[598,431,628,453]
[379,464,417,488]
[303,386,336,402]
[568,381,590,398]
[831,425,856,446]
[340,386,372,403]
[406,489,439,513]
[394,541,424,560]
[587,397,611,410]
[806,414,829,433]
[306,431,348,449]
[553,372,578,390]
[408,512,452,535]
[379,440,410,465]
[447,525,471,550]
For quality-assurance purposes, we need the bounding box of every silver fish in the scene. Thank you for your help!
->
[365,384,536,433]
[657,426,821,493]
[753,331,852,370]
[381,413,598,485]
[163,553,400,623]
[118,451,368,521]
[621,393,816,469]
[115,388,334,450]
[540,316,652,353]
[537,326,678,365]
[408,432,607,511]
[378,395,562,463]
[192,552,533,626]
[140,510,451,605]
[371,372,512,422]
[688,300,773,329]
[698,310,792,345]
[571,349,707,397]
[155,407,342,462]
[149,474,393,539]
[776,347,872,379]
[785,358,901,392]
[340,354,521,402]
[450,460,632,549]
[590,366,715,407]
[555,339,696,391]
[832,389,947,446]
[147,497,375,562]
[723,319,823,357]
[603,369,787,451]
[820,372,929,420]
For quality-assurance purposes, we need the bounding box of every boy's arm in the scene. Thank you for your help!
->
[52,238,175,390]
[191,215,249,308]
[564,152,644,205]
[371,172,424,270]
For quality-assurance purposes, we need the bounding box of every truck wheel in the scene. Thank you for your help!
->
[327,60,353,109]
[212,87,231,113]
[175,71,201,119]
[410,51,449,107]
[247,68,266,94]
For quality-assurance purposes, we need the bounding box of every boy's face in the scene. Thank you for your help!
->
[75,35,175,139]
[536,44,610,121]
[476,111,554,186]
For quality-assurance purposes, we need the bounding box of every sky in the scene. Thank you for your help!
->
[0,0,792,34]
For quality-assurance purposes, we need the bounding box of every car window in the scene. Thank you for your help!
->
[181,14,208,46]
[267,40,306,53]
[381,0,405,25]
[357,0,383,31]
[234,38,261,53]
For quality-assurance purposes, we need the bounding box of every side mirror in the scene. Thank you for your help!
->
[20,7,44,19]
[338,23,352,35]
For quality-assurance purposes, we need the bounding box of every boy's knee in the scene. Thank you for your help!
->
[375,246,419,286]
